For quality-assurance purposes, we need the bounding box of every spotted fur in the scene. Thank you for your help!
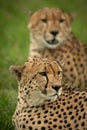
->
[10,58,87,130]
[28,7,87,91]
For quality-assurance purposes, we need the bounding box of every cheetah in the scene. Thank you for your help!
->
[10,58,87,130]
[28,7,87,91]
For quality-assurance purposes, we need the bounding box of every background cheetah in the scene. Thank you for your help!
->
[10,58,87,130]
[28,8,87,91]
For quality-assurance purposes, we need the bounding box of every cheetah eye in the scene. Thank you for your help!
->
[41,18,47,23]
[39,72,47,76]
[59,18,65,23]
[58,71,62,77]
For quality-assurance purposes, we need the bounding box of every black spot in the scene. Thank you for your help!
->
[74,106,78,109]
[83,112,86,119]
[69,96,72,99]
[75,92,79,95]
[67,61,70,65]
[32,121,35,124]
[53,107,56,110]
[63,102,66,105]
[28,110,32,113]
[84,98,87,102]
[22,124,26,129]
[49,105,53,109]
[29,126,32,130]
[79,101,82,105]
[30,118,34,121]
[44,110,48,114]
[53,124,57,128]
[34,110,38,113]
[50,113,54,116]
[69,128,72,130]
[37,113,41,116]
[69,105,73,109]
[76,112,78,116]
[37,116,40,118]
[70,68,73,72]
[74,98,78,102]
[67,101,70,104]
[71,115,74,120]
[59,125,62,129]
[44,120,48,123]
[73,58,76,62]
[78,116,81,120]
[69,111,72,115]
[67,123,71,127]
[43,115,47,118]
[37,120,41,124]
[56,111,59,114]
[24,110,26,112]
[80,63,83,67]
[61,108,64,112]
[16,112,18,115]
[64,120,67,123]
[28,114,31,117]
[66,106,69,110]
[70,74,74,78]
[23,118,26,121]
[49,121,52,124]
[58,114,62,118]
[75,124,78,128]
[41,126,46,130]
[26,120,28,124]
[74,119,77,123]
[63,112,66,115]
[80,104,83,108]
[81,122,85,126]
[57,105,60,108]
[81,108,84,112]
[53,118,57,122]
[79,96,82,99]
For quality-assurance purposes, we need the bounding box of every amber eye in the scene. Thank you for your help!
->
[41,18,47,23]
[59,18,65,23]
[58,71,62,77]
[39,72,47,76]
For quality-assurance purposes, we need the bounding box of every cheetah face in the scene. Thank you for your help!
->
[28,8,74,49]
[10,58,63,107]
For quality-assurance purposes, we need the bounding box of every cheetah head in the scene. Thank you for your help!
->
[10,58,63,107]
[28,8,75,49]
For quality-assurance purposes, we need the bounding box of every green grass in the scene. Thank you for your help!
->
[0,0,87,130]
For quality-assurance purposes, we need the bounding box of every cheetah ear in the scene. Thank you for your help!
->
[9,65,25,81]
[68,12,76,21]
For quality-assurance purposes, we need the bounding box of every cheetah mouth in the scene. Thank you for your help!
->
[46,39,58,45]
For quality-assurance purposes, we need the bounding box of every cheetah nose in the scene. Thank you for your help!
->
[52,85,61,92]
[50,30,59,36]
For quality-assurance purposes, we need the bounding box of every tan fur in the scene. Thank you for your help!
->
[28,7,87,91]
[10,58,87,130]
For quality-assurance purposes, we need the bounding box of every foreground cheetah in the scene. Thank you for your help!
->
[10,58,87,130]
[28,7,87,90]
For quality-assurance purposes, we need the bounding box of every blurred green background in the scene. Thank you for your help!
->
[0,0,87,130]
